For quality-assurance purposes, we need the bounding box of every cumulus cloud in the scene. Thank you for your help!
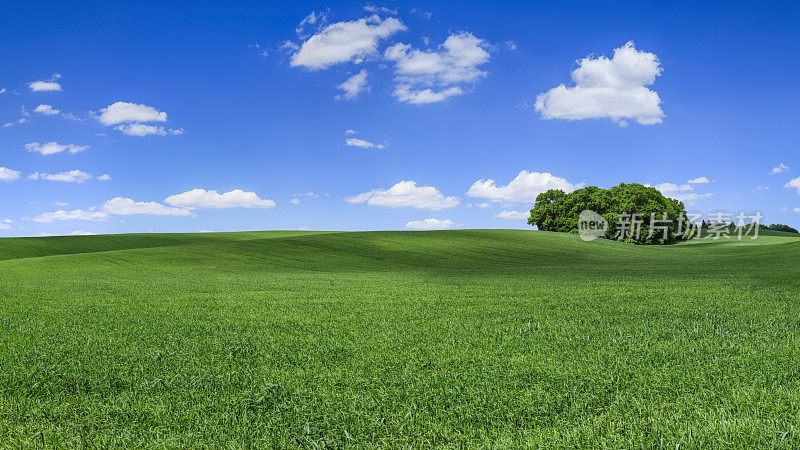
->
[28,81,62,92]
[98,101,167,125]
[405,218,455,230]
[786,177,800,194]
[384,32,490,104]
[687,176,711,184]
[337,69,369,100]
[345,137,386,149]
[467,170,581,203]
[290,15,406,70]
[114,123,183,136]
[28,209,110,223]
[773,163,789,174]
[102,197,192,216]
[98,174,111,181]
[346,180,459,210]
[495,210,529,220]
[97,102,182,137]
[535,42,664,126]
[25,141,89,155]
[0,167,22,182]
[29,170,93,183]
[655,182,714,205]
[164,188,276,209]
[34,104,60,115]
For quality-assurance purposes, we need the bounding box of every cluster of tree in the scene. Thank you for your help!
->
[763,223,799,233]
[697,221,798,234]
[528,183,690,244]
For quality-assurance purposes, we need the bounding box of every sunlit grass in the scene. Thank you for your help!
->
[1,229,799,447]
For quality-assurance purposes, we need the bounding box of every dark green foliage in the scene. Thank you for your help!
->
[529,183,690,244]
[764,223,799,234]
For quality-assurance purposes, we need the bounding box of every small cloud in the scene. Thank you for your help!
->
[772,163,789,173]
[785,177,800,194]
[495,210,529,220]
[28,76,62,92]
[405,218,454,230]
[345,129,357,135]
[70,230,96,235]
[0,167,22,182]
[34,104,61,115]
[164,188,276,209]
[346,137,386,149]
[687,176,711,184]
[468,170,581,203]
[505,40,517,51]
[25,141,89,155]
[346,181,459,210]
[97,174,111,181]
[336,69,369,100]
[29,170,93,183]
[291,198,300,204]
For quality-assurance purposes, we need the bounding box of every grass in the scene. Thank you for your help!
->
[1,229,799,448]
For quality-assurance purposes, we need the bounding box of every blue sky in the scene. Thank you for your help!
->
[2,1,800,236]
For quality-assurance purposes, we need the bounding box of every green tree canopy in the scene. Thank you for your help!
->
[528,183,690,244]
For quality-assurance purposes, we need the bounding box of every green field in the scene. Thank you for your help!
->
[1,229,799,447]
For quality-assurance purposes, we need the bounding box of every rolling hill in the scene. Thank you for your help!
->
[1,229,799,447]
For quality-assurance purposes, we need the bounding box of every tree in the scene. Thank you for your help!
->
[528,183,690,244]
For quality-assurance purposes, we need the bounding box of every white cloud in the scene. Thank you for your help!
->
[0,167,22,182]
[345,137,386,149]
[114,123,183,136]
[337,69,369,100]
[34,104,60,115]
[28,209,110,223]
[28,81,62,92]
[467,170,581,203]
[291,15,406,70]
[54,202,69,206]
[164,188,276,209]
[25,141,89,155]
[0,219,11,230]
[345,129,357,135]
[772,163,789,174]
[786,177,800,194]
[70,230,96,235]
[0,88,5,94]
[385,32,490,104]
[794,207,800,214]
[655,182,714,205]
[29,170,93,183]
[495,210,529,220]
[98,101,167,126]
[505,40,517,51]
[392,86,464,104]
[405,218,455,230]
[687,176,711,184]
[291,198,300,204]
[535,42,664,126]
[346,180,459,210]
[98,174,111,181]
[476,202,491,208]
[102,197,192,216]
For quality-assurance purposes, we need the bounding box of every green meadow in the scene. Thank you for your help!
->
[1,229,799,447]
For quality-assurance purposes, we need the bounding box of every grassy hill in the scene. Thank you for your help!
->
[1,229,799,447]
